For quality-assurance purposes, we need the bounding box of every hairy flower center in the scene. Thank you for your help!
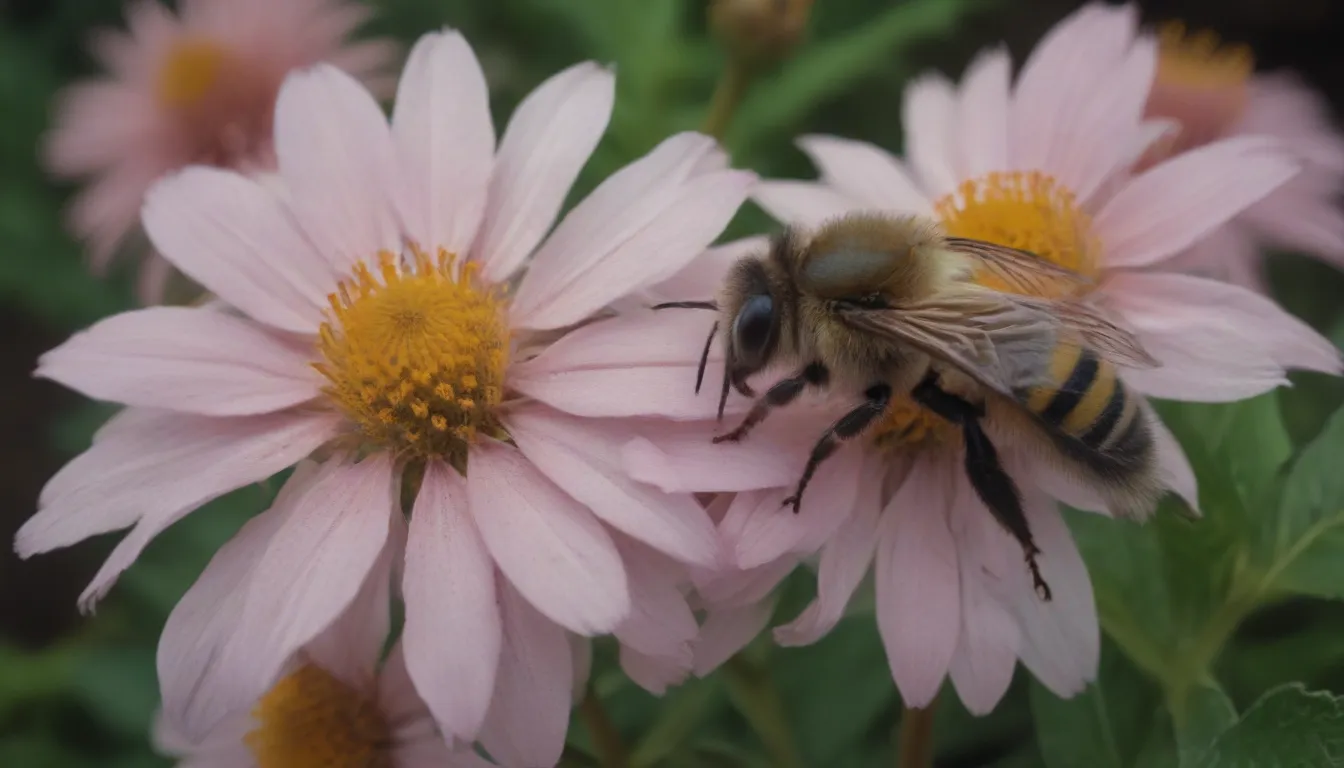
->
[869,171,1099,448]
[157,38,230,109]
[245,664,393,768]
[316,247,509,465]
[1146,22,1254,157]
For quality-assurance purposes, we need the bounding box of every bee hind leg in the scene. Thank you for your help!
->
[714,362,829,444]
[911,374,1053,602]
[782,382,893,514]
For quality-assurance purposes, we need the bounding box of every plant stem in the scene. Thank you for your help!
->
[579,685,629,768]
[896,700,938,768]
[701,58,754,142]
[723,654,806,768]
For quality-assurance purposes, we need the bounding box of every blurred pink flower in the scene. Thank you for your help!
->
[19,29,752,765]
[531,3,1343,715]
[44,0,398,302]
[1141,23,1344,292]
[153,524,489,766]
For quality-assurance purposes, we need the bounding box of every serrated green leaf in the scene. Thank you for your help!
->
[1191,685,1344,768]
[1173,680,1237,766]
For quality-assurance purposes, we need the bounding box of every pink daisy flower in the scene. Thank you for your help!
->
[153,521,488,767]
[1140,22,1344,292]
[535,2,1343,716]
[19,29,752,764]
[44,0,398,302]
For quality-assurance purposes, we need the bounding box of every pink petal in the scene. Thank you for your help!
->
[955,48,1011,180]
[1152,416,1199,514]
[1005,488,1099,698]
[37,307,320,416]
[376,643,433,735]
[510,310,732,421]
[479,581,573,768]
[467,439,630,635]
[775,465,884,646]
[1241,182,1344,266]
[875,457,960,707]
[392,30,494,256]
[20,410,340,606]
[157,464,315,743]
[507,404,720,567]
[795,135,932,213]
[1096,136,1300,268]
[902,73,959,198]
[305,519,399,691]
[511,133,754,330]
[612,539,697,669]
[1104,271,1340,400]
[648,237,769,306]
[226,453,396,707]
[751,180,856,228]
[273,65,402,273]
[692,549,797,609]
[402,460,501,742]
[621,645,689,695]
[621,427,803,494]
[1064,36,1157,203]
[693,600,775,677]
[474,62,614,283]
[946,480,1020,715]
[141,168,335,333]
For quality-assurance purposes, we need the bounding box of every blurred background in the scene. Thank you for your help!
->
[1,0,1343,766]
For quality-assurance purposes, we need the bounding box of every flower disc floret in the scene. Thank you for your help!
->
[244,664,391,768]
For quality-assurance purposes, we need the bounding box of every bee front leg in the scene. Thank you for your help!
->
[782,382,893,514]
[911,373,1053,602]
[714,362,829,444]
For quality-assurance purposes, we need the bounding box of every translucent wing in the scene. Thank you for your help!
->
[1005,293,1159,369]
[836,292,1059,398]
[943,237,1094,298]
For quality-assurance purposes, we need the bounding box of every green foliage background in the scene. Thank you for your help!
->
[2,0,1344,766]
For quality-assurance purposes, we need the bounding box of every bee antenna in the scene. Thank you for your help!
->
[717,360,732,422]
[652,300,719,311]
[695,321,718,394]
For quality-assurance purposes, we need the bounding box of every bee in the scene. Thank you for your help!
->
[654,212,1170,601]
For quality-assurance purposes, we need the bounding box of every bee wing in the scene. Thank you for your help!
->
[943,237,1095,298]
[836,292,1059,398]
[1005,293,1160,369]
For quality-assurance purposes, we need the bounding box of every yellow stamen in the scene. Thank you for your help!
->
[156,38,230,109]
[1145,22,1254,158]
[869,171,1100,448]
[316,247,509,465]
[1155,22,1253,89]
[245,664,393,768]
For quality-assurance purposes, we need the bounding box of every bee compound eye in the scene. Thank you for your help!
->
[732,294,775,365]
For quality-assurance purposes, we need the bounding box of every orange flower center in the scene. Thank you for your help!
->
[156,38,232,110]
[1145,22,1254,159]
[315,247,509,465]
[245,664,393,768]
[868,171,1099,448]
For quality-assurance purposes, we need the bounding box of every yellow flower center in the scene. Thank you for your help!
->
[156,38,231,109]
[1145,22,1254,157]
[245,664,393,768]
[316,247,509,466]
[868,171,1099,448]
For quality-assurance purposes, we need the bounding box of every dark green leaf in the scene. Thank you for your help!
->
[1191,684,1344,768]
[1173,680,1237,766]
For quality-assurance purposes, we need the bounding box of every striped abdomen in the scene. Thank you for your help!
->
[1015,343,1152,479]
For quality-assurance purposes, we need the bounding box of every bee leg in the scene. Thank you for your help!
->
[782,382,892,514]
[911,374,1053,602]
[714,362,829,444]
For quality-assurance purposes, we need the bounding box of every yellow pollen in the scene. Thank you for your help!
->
[1145,22,1254,158]
[156,38,230,109]
[1155,22,1253,89]
[245,664,393,768]
[872,171,1100,449]
[316,247,509,464]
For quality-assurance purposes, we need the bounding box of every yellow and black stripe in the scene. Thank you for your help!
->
[1017,343,1150,474]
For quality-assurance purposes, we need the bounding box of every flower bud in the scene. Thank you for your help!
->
[709,0,815,67]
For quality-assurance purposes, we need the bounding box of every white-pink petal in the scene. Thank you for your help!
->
[752,180,856,229]
[141,168,334,333]
[402,460,501,742]
[467,439,630,635]
[955,48,1011,180]
[1152,416,1199,514]
[902,73,959,199]
[479,581,573,768]
[693,600,776,677]
[474,62,614,283]
[613,541,697,669]
[392,29,494,256]
[875,457,960,707]
[649,236,769,305]
[274,65,402,273]
[730,446,864,570]
[507,405,720,567]
[512,133,753,330]
[796,135,932,214]
[1097,136,1299,268]
[37,307,319,416]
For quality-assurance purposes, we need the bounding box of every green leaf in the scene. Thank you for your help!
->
[69,647,159,740]
[1272,405,1344,598]
[1030,639,1164,768]
[723,654,806,768]
[1173,680,1237,766]
[1191,684,1344,768]
[630,676,731,768]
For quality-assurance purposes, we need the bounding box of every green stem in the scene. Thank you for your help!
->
[579,685,629,768]
[723,654,806,768]
[896,700,938,768]
[701,58,754,142]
